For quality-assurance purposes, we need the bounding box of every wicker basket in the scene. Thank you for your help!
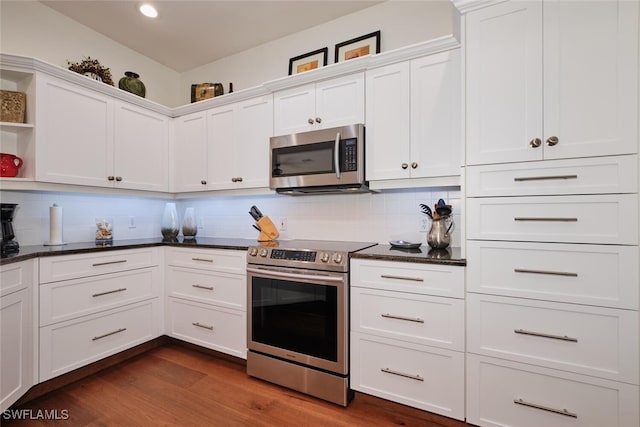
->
[0,90,26,123]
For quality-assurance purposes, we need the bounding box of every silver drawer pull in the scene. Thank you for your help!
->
[191,257,214,263]
[514,398,577,418]
[92,260,127,267]
[92,288,127,297]
[380,368,424,382]
[514,217,578,222]
[192,284,214,291]
[192,322,214,330]
[514,328,578,343]
[92,327,127,341]
[514,268,578,277]
[514,174,578,182]
[380,274,424,282]
[381,313,425,323]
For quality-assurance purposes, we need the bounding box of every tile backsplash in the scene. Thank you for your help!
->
[0,188,462,247]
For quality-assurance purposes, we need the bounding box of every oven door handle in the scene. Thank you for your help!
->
[334,132,341,179]
[247,267,344,283]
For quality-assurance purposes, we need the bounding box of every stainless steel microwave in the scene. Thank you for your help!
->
[269,124,368,195]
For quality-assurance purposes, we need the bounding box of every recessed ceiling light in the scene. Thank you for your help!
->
[139,4,158,18]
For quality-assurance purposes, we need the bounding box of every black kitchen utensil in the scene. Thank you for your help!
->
[436,205,452,216]
[249,206,263,221]
[419,204,432,219]
[437,199,446,207]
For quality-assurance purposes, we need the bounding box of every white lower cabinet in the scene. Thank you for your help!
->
[350,258,465,420]
[467,354,639,427]
[38,248,161,382]
[0,260,36,412]
[165,247,246,359]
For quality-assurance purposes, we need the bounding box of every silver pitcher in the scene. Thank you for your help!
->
[427,216,453,249]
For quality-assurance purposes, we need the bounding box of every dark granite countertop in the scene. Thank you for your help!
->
[2,239,465,267]
[0,237,257,265]
[351,244,465,266]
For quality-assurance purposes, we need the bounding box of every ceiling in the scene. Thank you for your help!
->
[39,0,383,72]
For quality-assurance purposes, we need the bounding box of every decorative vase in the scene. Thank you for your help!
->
[119,71,146,98]
[182,207,197,239]
[161,203,179,240]
[427,216,453,249]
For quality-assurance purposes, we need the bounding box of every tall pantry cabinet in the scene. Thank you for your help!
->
[460,1,640,426]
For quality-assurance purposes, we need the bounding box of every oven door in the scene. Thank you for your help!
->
[247,265,348,375]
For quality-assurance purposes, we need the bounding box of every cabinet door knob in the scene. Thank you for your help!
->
[546,136,559,146]
[315,117,322,123]
[236,176,243,182]
[307,118,315,125]
[411,162,418,169]
[107,176,115,181]
[115,176,122,182]
[401,163,409,169]
[529,138,542,148]
[201,180,207,185]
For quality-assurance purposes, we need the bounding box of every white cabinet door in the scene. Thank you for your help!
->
[410,50,462,178]
[35,74,114,186]
[172,111,208,192]
[542,0,638,160]
[273,83,316,135]
[314,73,364,130]
[273,73,365,136]
[207,104,236,190]
[466,0,639,166]
[365,62,411,181]
[234,95,273,189]
[114,101,169,191]
[466,0,543,166]
[0,287,34,412]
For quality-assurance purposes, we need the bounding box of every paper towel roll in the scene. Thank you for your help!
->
[49,204,63,244]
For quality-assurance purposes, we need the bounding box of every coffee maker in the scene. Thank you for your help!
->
[1,203,20,254]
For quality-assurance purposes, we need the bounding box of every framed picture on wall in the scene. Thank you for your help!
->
[335,31,381,63]
[288,47,328,75]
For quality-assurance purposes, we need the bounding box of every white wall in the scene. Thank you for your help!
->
[0,188,461,247]
[0,0,180,106]
[179,0,456,105]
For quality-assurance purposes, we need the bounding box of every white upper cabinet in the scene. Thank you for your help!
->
[273,73,364,136]
[36,74,115,187]
[366,50,461,182]
[114,101,169,192]
[466,0,639,166]
[171,111,208,192]
[208,95,273,190]
[35,74,169,191]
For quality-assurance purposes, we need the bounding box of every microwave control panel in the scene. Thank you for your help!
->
[342,138,357,172]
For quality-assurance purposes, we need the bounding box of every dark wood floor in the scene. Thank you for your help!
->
[4,343,471,426]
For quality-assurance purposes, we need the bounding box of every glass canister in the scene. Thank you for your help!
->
[95,217,113,245]
[161,203,179,240]
[182,207,197,239]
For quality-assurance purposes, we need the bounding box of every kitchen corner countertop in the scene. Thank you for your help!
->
[0,237,258,265]
[351,245,466,266]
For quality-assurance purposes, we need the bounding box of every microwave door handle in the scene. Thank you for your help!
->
[334,132,341,179]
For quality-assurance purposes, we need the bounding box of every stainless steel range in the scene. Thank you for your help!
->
[246,240,376,406]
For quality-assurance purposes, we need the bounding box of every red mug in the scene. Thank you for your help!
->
[0,153,24,177]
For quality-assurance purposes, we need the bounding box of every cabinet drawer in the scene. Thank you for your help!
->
[166,298,246,359]
[466,354,640,427]
[466,155,638,197]
[39,247,160,283]
[351,287,464,351]
[351,331,464,420]
[39,299,161,381]
[40,267,160,326]
[467,294,639,383]
[166,266,245,310]
[0,259,35,297]
[467,240,639,309]
[350,259,464,298]
[467,194,638,244]
[165,247,245,273]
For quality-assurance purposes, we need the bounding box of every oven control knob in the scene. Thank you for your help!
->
[248,247,258,257]
[258,248,268,257]
[332,253,343,264]
[320,253,330,263]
